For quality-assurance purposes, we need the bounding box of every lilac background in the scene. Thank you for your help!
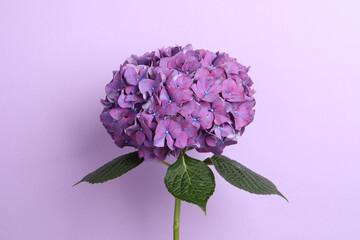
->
[1,0,360,239]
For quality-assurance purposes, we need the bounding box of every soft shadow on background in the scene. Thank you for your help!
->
[1,0,360,240]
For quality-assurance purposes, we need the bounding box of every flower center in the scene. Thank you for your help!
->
[210,108,214,112]
[165,130,169,134]
[234,110,237,114]
[204,91,208,95]
[168,100,172,103]
[151,87,155,90]
[136,78,140,82]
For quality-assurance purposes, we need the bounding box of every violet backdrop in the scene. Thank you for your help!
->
[1,0,359,239]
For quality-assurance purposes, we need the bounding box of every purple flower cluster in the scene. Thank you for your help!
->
[100,45,255,161]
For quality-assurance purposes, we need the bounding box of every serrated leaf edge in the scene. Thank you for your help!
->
[210,155,288,201]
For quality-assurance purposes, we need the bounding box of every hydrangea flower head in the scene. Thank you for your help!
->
[101,45,256,161]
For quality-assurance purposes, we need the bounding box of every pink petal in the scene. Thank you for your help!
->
[175,54,186,68]
[234,105,254,129]
[182,56,201,72]
[206,136,218,147]
[179,76,192,88]
[214,112,229,125]
[200,112,214,129]
[202,83,221,102]
[208,83,222,95]
[125,85,137,94]
[118,93,132,108]
[201,51,216,67]
[138,79,155,97]
[109,108,123,120]
[125,124,139,135]
[164,102,180,115]
[191,84,204,99]
[180,101,197,116]
[214,127,222,139]
[168,87,183,103]
[124,67,138,85]
[194,68,209,81]
[175,132,188,148]
[166,134,175,150]
[210,68,225,78]
[197,73,209,92]
[159,57,171,67]
[222,79,235,92]
[154,147,169,161]
[159,88,170,102]
[154,133,165,147]
[135,131,146,145]
[221,124,235,138]
[169,120,182,138]
[222,62,239,75]
[141,113,154,126]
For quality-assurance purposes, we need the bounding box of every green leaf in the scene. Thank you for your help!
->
[210,155,287,201]
[203,157,213,165]
[164,154,215,214]
[73,151,143,186]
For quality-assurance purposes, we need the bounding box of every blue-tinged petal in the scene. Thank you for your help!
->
[154,126,166,147]
[175,132,187,148]
[166,134,175,150]
[124,67,139,85]
[180,101,197,116]
[139,78,155,98]
[135,131,146,145]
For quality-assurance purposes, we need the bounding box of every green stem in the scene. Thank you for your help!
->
[158,161,171,167]
[173,198,181,240]
[158,155,182,239]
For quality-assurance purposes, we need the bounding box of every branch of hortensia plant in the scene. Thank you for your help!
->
[161,152,215,240]
[158,159,181,240]
[74,151,287,240]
